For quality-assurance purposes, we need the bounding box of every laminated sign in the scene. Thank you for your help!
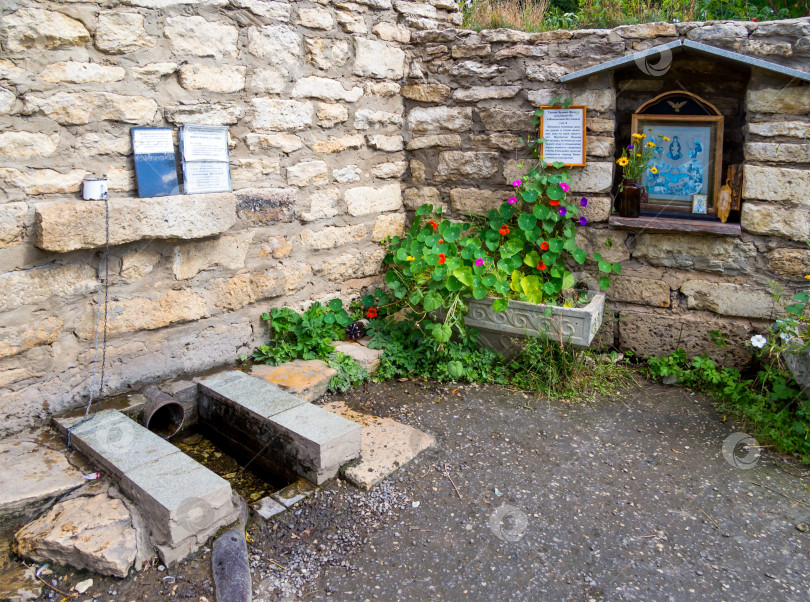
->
[538,106,587,167]
[179,125,232,194]
[131,127,180,197]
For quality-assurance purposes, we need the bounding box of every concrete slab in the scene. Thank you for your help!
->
[269,403,361,484]
[250,360,336,402]
[54,410,178,477]
[198,370,308,419]
[251,496,286,520]
[322,401,435,490]
[0,430,84,519]
[271,479,317,509]
[332,341,383,374]
[119,452,236,547]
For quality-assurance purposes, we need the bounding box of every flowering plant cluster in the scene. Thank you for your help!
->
[383,108,622,343]
[615,130,669,181]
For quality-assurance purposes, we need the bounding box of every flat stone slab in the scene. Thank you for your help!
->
[322,401,435,490]
[198,370,309,419]
[251,360,336,402]
[271,479,317,508]
[269,403,361,485]
[54,410,179,477]
[0,430,84,519]
[120,451,236,547]
[332,341,384,374]
[251,496,286,520]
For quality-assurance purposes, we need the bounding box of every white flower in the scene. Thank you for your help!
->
[750,334,767,348]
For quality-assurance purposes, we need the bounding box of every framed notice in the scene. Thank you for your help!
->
[131,127,180,198]
[179,125,231,194]
[538,105,586,167]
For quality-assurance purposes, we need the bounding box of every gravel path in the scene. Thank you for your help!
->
[12,378,810,601]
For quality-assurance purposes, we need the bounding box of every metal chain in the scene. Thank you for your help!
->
[66,195,110,449]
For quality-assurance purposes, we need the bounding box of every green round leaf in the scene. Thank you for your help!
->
[518,213,537,231]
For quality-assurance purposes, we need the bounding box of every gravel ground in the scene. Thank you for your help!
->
[6,377,810,601]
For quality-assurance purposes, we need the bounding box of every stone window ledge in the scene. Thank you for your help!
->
[35,193,237,253]
[608,215,741,236]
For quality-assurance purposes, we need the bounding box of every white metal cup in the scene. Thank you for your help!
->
[82,178,108,200]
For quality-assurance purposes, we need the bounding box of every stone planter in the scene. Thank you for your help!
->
[785,338,810,400]
[464,292,606,356]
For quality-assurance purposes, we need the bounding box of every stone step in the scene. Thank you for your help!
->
[53,410,239,566]
[198,370,361,486]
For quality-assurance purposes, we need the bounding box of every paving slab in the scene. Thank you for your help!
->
[322,401,435,490]
[119,452,236,547]
[54,410,178,477]
[269,403,361,485]
[198,370,308,419]
[251,496,286,520]
[271,479,318,509]
[0,430,84,519]
[250,360,336,402]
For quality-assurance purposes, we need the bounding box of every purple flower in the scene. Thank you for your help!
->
[579,216,587,226]
[580,197,588,208]
[508,196,517,205]
[474,258,484,267]
[511,180,522,187]
[628,144,634,150]
[558,207,567,216]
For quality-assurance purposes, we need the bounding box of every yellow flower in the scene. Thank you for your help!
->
[406,255,415,261]
[636,153,642,157]
[631,133,643,139]
[663,136,671,141]
[805,275,810,279]
[646,141,655,147]
[616,157,629,167]
[650,167,658,174]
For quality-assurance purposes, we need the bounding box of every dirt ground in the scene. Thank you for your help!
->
[4,377,810,601]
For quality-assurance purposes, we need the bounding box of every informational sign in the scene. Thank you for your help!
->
[131,127,180,198]
[183,162,231,195]
[179,125,231,194]
[538,106,587,167]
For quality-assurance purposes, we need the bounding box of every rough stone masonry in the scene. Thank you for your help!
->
[0,0,808,436]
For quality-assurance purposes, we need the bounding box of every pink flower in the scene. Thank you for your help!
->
[511,180,522,187]
[508,196,517,205]
[474,258,484,267]
[559,182,570,192]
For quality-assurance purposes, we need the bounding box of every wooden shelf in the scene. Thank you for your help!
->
[608,215,742,236]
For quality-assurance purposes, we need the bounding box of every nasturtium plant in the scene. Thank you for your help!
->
[383,99,621,342]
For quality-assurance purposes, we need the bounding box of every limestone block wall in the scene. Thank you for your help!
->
[1,0,809,437]
[0,0,460,437]
[403,18,810,365]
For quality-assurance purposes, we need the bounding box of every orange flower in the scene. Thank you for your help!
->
[537,262,547,270]
[498,225,509,235]
[540,241,549,251]
[438,253,446,264]
[429,220,438,230]
[438,239,444,244]
[366,308,378,318]
[549,200,560,207]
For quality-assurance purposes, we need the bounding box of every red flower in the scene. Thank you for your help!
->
[366,307,378,318]
[429,220,438,230]
[498,225,510,235]
[540,241,550,251]
[537,262,547,270]
[549,200,561,207]
[438,253,446,264]
[438,239,444,244]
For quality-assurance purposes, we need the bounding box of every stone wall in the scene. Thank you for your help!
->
[403,17,810,366]
[1,1,809,437]
[0,0,460,436]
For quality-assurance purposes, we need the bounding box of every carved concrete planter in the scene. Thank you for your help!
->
[785,338,810,400]
[464,292,606,356]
